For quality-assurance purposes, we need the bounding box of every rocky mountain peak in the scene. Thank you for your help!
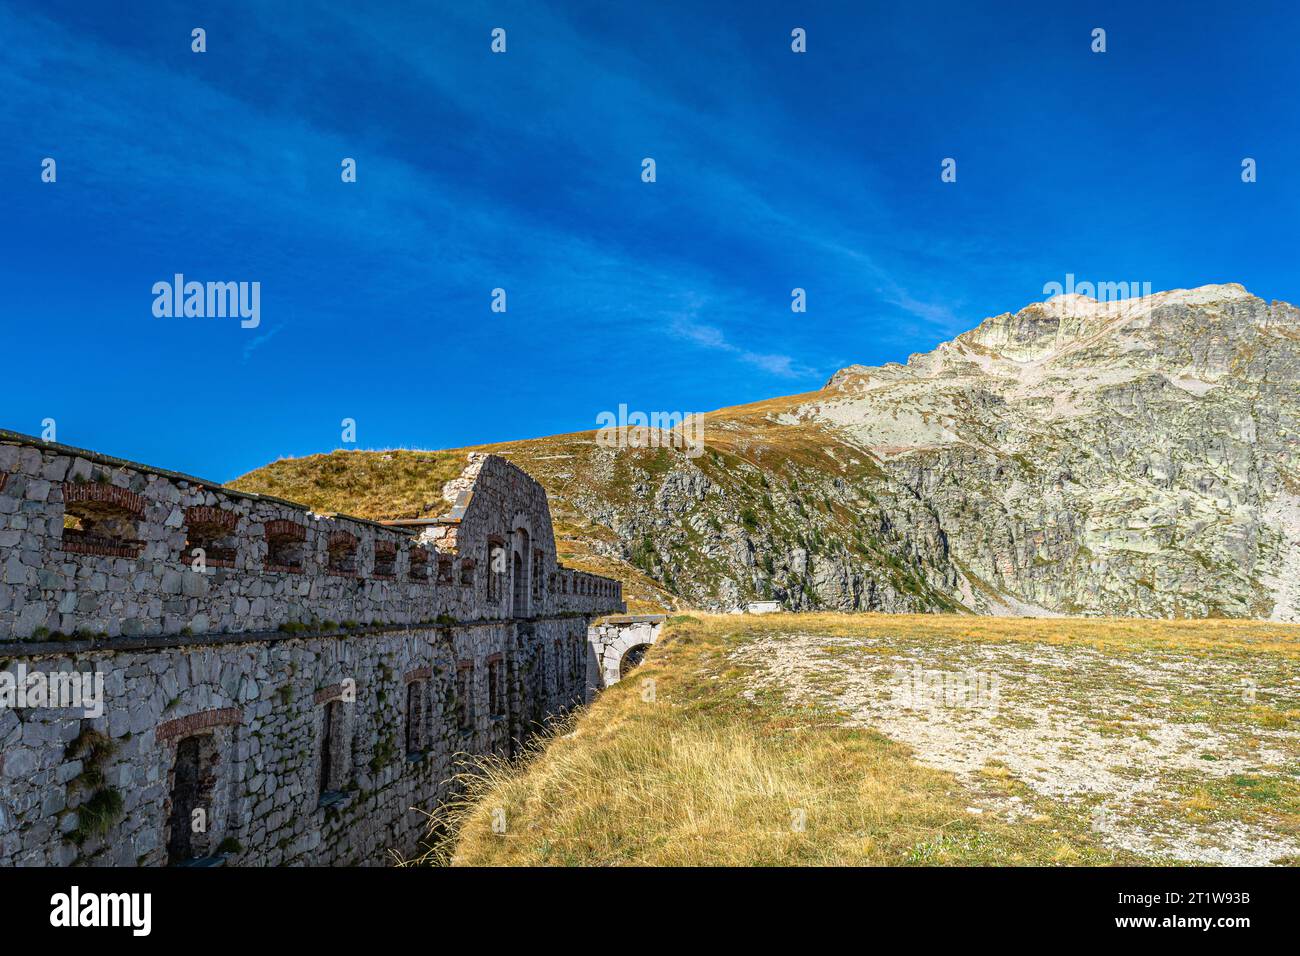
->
[825,284,1271,387]
[803,283,1297,620]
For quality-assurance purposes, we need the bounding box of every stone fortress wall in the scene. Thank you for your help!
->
[0,431,623,865]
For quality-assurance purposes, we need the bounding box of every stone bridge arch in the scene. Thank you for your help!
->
[587,615,666,692]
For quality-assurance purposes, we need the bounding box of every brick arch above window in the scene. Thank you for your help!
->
[63,482,146,516]
[313,681,354,705]
[264,518,306,540]
[156,706,243,742]
[61,482,146,558]
[184,505,237,531]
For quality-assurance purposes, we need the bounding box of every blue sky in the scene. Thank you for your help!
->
[2,0,1297,481]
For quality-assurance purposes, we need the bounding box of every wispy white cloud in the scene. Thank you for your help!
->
[0,0,967,390]
[671,315,818,380]
[242,324,283,364]
[877,285,965,336]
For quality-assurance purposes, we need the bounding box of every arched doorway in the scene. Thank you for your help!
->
[166,733,218,865]
[512,551,525,616]
[512,528,530,617]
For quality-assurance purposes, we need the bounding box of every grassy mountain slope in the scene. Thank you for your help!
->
[229,390,967,614]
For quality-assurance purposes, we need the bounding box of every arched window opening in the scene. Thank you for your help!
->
[620,644,651,680]
[487,654,506,717]
[486,537,506,602]
[532,549,544,602]
[319,700,347,800]
[327,531,358,575]
[405,681,427,755]
[456,661,475,733]
[265,519,306,573]
[61,482,145,559]
[512,551,526,616]
[436,556,454,585]
[373,541,396,580]
[408,546,429,582]
[183,506,238,568]
[511,528,531,617]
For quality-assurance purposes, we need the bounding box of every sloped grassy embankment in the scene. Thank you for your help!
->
[424,613,1300,866]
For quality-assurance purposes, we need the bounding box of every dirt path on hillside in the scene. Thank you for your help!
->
[732,632,1300,865]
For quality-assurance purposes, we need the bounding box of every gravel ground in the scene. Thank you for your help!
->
[733,631,1300,865]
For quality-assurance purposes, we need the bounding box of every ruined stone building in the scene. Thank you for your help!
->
[0,430,623,865]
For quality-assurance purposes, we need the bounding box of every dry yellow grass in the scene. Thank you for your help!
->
[682,611,1300,656]
[434,613,1219,866]
[227,447,467,520]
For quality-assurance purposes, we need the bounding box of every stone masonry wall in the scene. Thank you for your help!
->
[0,431,619,641]
[0,431,621,866]
[0,618,591,866]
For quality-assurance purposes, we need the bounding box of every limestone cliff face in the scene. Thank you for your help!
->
[801,284,1300,619]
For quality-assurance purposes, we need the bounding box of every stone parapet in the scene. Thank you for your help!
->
[0,431,623,642]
